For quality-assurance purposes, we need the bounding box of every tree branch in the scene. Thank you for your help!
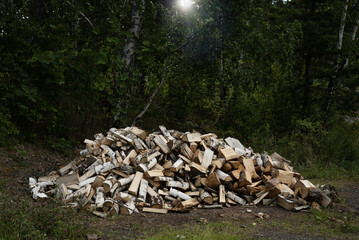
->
[131,21,213,126]
[66,1,94,30]
[132,58,169,126]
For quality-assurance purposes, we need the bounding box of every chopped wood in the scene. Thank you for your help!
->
[215,169,232,182]
[30,125,338,216]
[179,198,200,208]
[182,132,201,142]
[277,194,296,211]
[128,172,144,196]
[154,135,171,154]
[170,159,184,172]
[123,150,137,165]
[169,188,191,200]
[273,169,294,185]
[206,172,221,189]
[59,161,77,176]
[201,149,213,169]
[294,180,316,199]
[166,181,189,190]
[137,179,149,202]
[200,191,213,205]
[221,162,233,172]
[243,158,260,180]
[142,207,168,214]
[145,170,164,178]
[56,173,80,187]
[129,126,147,140]
[219,148,240,161]
[227,191,246,205]
[219,185,226,204]
[253,192,269,205]
[118,174,135,186]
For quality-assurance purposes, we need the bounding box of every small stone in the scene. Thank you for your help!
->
[246,209,252,213]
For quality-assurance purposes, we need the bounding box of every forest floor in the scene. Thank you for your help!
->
[1,144,358,240]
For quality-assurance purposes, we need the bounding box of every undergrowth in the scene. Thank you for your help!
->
[0,185,88,240]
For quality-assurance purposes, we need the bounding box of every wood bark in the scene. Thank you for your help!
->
[115,0,146,126]
[326,0,350,116]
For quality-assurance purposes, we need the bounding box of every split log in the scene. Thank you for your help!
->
[92,175,106,189]
[58,161,77,176]
[202,149,213,169]
[219,148,240,160]
[108,203,119,216]
[171,159,184,172]
[273,169,294,185]
[128,172,144,196]
[154,135,171,154]
[200,191,213,205]
[179,198,200,208]
[142,207,167,214]
[206,172,221,189]
[243,158,260,180]
[120,201,137,215]
[227,191,246,205]
[145,170,164,178]
[123,150,137,165]
[169,188,191,200]
[118,174,135,186]
[56,173,80,187]
[277,194,296,211]
[182,133,201,142]
[129,127,147,140]
[95,188,105,208]
[166,181,189,190]
[294,180,316,199]
[219,185,226,204]
[215,169,232,182]
[137,179,149,202]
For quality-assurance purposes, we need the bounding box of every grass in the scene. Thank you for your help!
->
[0,182,90,240]
[145,208,359,240]
[146,221,255,240]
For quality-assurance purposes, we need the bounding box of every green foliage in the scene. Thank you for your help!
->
[146,221,250,240]
[46,136,76,157]
[0,0,358,175]
[0,194,88,239]
[312,209,359,234]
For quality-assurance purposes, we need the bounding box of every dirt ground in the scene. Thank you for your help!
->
[1,144,358,240]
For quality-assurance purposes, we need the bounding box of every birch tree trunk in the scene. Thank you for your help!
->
[352,17,359,41]
[325,0,350,117]
[352,1,359,41]
[115,0,145,126]
[122,0,145,70]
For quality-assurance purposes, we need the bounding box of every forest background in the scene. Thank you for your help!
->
[1,0,359,178]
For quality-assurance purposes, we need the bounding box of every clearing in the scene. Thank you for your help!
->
[1,144,358,240]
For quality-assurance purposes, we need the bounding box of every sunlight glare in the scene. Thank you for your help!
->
[178,0,193,10]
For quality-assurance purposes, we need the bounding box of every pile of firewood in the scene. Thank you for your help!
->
[29,126,338,217]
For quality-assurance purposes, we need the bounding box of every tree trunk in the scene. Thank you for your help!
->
[352,1,359,41]
[352,17,359,41]
[122,0,145,70]
[115,0,145,127]
[219,8,226,105]
[325,0,349,117]
[303,55,312,118]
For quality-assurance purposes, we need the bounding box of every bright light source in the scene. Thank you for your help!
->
[178,0,193,10]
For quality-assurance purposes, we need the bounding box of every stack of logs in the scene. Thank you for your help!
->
[29,126,338,217]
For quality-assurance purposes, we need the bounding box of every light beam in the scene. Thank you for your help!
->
[178,0,193,10]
